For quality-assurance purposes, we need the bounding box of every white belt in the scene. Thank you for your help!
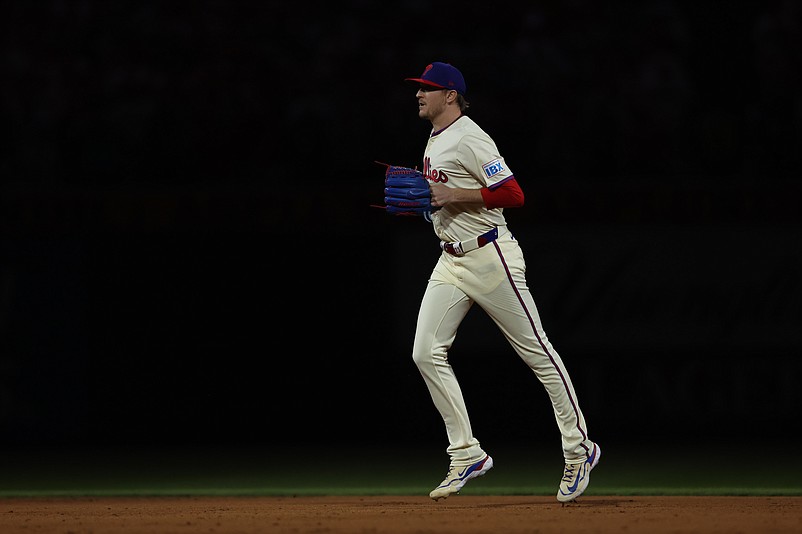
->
[440,227,505,256]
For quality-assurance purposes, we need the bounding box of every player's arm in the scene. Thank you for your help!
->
[430,178,524,209]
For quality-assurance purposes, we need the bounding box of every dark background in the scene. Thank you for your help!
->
[1,0,800,459]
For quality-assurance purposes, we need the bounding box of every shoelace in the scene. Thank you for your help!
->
[443,465,458,479]
[562,464,577,483]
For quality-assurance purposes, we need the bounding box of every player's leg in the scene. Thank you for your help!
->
[466,237,599,501]
[479,282,592,460]
[469,237,593,459]
[412,278,485,464]
[413,277,494,500]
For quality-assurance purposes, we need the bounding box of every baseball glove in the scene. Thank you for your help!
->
[380,163,433,222]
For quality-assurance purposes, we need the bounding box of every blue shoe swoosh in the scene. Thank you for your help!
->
[559,445,599,498]
[564,466,585,493]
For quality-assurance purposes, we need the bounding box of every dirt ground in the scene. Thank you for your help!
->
[1,495,800,534]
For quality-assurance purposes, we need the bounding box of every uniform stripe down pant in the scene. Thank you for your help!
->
[412,231,593,465]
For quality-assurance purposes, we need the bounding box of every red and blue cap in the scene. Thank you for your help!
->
[405,62,467,96]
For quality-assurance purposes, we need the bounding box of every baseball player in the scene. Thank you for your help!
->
[403,62,600,502]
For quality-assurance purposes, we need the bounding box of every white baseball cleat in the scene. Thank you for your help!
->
[557,443,601,503]
[429,455,494,501]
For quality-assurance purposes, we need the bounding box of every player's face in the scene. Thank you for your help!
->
[416,86,452,121]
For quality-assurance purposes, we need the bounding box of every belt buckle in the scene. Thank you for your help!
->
[450,242,464,255]
[441,241,463,256]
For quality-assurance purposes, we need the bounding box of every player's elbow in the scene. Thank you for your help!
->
[509,187,524,208]
[482,178,525,209]
[507,177,525,207]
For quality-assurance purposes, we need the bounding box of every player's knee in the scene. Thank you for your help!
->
[411,347,428,368]
[412,345,447,368]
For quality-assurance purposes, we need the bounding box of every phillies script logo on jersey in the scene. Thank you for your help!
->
[423,156,448,183]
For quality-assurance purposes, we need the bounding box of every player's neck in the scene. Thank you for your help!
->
[431,109,463,133]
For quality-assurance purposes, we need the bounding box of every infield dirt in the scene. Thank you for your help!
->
[1,495,801,533]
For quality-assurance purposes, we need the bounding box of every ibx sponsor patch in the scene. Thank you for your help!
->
[482,159,504,179]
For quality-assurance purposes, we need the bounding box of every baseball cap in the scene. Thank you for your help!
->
[405,62,467,96]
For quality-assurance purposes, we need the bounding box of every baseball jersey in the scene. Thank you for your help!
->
[423,115,514,243]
